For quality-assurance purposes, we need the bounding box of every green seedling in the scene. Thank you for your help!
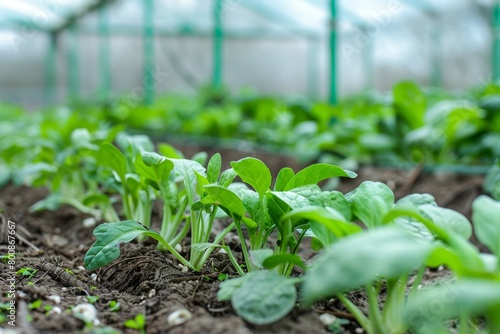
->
[28,299,42,310]
[108,300,121,312]
[124,313,146,334]
[86,296,99,304]
[16,267,37,279]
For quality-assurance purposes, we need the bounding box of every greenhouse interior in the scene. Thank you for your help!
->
[2,1,500,333]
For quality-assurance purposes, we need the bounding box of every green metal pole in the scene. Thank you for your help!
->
[143,0,155,104]
[44,32,57,106]
[493,0,500,83]
[99,5,111,100]
[329,0,337,104]
[307,37,320,99]
[431,18,442,87]
[67,23,79,98]
[213,0,223,89]
[363,32,374,92]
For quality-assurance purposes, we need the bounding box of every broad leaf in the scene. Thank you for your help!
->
[274,167,295,191]
[96,143,126,181]
[280,206,361,238]
[262,254,306,270]
[284,163,356,191]
[307,190,351,221]
[270,191,310,210]
[231,157,271,197]
[302,226,433,304]
[419,205,472,240]
[218,168,237,187]
[85,221,157,271]
[403,279,500,333]
[231,271,297,325]
[348,181,394,228]
[472,195,500,255]
[207,153,222,183]
[484,161,500,200]
[204,185,246,219]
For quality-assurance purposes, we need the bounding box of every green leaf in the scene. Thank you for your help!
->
[397,193,437,207]
[262,254,306,270]
[404,279,500,333]
[472,195,500,255]
[274,167,295,191]
[419,205,472,240]
[280,206,361,238]
[250,249,273,269]
[194,171,209,197]
[231,157,271,197]
[284,163,356,191]
[84,221,153,271]
[218,275,250,301]
[97,143,127,181]
[307,191,351,221]
[191,151,207,165]
[231,271,297,325]
[484,161,500,200]
[158,143,184,159]
[270,191,310,210]
[348,181,394,228]
[207,153,222,183]
[204,185,246,219]
[171,158,206,203]
[219,168,237,187]
[240,188,261,221]
[302,226,433,304]
[393,81,426,129]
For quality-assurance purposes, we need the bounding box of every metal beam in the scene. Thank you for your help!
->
[44,32,58,106]
[493,0,500,82]
[99,5,111,99]
[213,0,224,88]
[143,0,155,104]
[52,0,115,34]
[67,23,79,98]
[329,0,337,104]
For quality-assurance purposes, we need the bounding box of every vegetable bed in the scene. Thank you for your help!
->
[1,154,495,334]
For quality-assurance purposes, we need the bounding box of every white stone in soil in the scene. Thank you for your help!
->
[72,303,100,326]
[47,295,61,304]
[167,309,192,326]
[82,217,97,228]
[319,313,337,326]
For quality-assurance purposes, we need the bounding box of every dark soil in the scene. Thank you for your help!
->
[0,149,486,334]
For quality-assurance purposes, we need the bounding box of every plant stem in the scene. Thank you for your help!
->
[382,277,407,334]
[366,283,385,334]
[222,245,246,276]
[146,231,193,269]
[197,222,236,269]
[235,220,252,272]
[337,293,372,334]
[408,265,426,299]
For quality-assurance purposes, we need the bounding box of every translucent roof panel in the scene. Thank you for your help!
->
[0,0,99,30]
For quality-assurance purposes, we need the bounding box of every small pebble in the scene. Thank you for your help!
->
[91,273,98,282]
[48,306,62,315]
[174,244,182,252]
[82,217,97,228]
[167,309,192,326]
[319,313,337,326]
[355,328,364,333]
[78,266,85,271]
[218,248,227,254]
[72,303,100,326]
[148,289,156,298]
[47,295,61,304]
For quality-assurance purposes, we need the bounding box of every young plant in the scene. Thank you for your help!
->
[84,151,240,272]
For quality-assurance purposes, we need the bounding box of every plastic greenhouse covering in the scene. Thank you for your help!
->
[0,0,498,107]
